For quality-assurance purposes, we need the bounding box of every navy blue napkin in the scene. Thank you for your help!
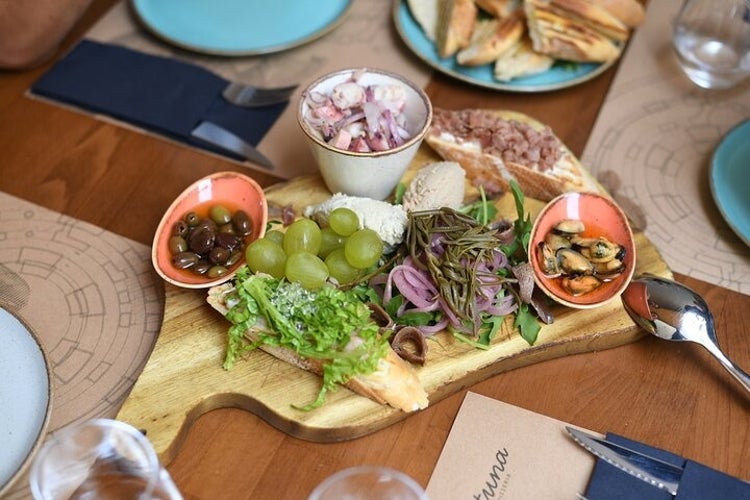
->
[585,433,750,499]
[31,39,287,162]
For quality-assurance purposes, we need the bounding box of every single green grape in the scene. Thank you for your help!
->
[245,238,286,279]
[328,207,359,236]
[282,219,322,256]
[325,248,362,284]
[264,229,285,246]
[285,252,329,290]
[318,227,347,259]
[344,228,383,269]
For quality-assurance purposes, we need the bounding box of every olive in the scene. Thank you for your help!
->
[209,246,230,265]
[193,260,211,275]
[215,232,241,253]
[168,235,188,254]
[188,226,215,255]
[218,223,236,235]
[173,220,189,238]
[225,250,242,267]
[232,210,253,236]
[193,218,218,233]
[207,265,228,278]
[184,211,201,227]
[173,252,200,269]
[210,205,233,225]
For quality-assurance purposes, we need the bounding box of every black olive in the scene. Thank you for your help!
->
[193,260,211,275]
[184,211,201,227]
[173,252,200,269]
[209,246,230,265]
[219,223,236,235]
[215,232,241,253]
[232,210,253,236]
[173,220,189,238]
[188,226,215,255]
[225,251,242,267]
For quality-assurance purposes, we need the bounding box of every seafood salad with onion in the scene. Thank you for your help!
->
[302,69,414,153]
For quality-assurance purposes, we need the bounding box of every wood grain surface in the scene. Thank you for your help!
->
[116,145,671,463]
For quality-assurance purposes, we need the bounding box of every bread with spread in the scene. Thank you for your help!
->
[424,108,600,201]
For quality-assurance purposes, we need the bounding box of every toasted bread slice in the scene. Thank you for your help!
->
[474,0,521,18]
[493,35,555,81]
[207,283,429,412]
[543,0,630,42]
[595,0,645,28]
[436,0,478,58]
[525,0,622,62]
[425,108,600,201]
[456,12,525,66]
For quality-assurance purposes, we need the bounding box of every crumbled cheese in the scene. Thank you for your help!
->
[303,193,408,248]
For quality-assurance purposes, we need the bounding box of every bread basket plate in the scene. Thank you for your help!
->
[130,0,353,56]
[393,0,616,93]
[710,119,750,248]
[0,307,52,496]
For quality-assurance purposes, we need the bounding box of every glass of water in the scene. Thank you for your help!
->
[672,0,750,89]
[28,419,182,500]
[308,466,428,500]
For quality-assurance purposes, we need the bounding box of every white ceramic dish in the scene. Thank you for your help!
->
[710,119,750,247]
[130,0,353,56]
[0,307,52,496]
[393,0,617,93]
[297,68,432,200]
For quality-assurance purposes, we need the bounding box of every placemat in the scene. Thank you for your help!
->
[0,192,163,499]
[581,0,750,295]
[33,0,432,180]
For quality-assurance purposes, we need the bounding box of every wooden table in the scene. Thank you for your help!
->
[2,1,749,498]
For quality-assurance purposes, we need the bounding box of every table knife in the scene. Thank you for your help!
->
[565,426,681,496]
[190,121,275,170]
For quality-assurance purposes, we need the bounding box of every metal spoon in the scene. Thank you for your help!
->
[621,274,750,394]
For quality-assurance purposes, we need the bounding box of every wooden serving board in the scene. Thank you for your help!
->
[117,147,672,464]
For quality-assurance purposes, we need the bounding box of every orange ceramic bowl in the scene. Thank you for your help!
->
[152,172,268,289]
[528,192,636,309]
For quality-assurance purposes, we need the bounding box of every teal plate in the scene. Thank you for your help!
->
[130,0,353,56]
[392,0,616,92]
[710,120,750,247]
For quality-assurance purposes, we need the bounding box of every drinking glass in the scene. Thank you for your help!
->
[308,465,428,500]
[672,0,750,89]
[28,419,182,500]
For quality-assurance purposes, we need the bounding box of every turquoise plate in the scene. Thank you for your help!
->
[710,120,750,247]
[392,0,616,92]
[130,0,353,56]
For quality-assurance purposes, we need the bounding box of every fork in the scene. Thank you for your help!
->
[222,82,298,107]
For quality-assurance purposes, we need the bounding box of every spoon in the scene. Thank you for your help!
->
[621,274,750,394]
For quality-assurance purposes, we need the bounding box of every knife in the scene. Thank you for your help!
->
[190,121,275,170]
[565,426,682,496]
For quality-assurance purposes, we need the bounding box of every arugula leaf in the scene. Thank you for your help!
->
[515,303,541,345]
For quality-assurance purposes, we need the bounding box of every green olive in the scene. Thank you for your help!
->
[168,235,188,254]
[184,211,201,227]
[207,265,228,278]
[210,205,232,225]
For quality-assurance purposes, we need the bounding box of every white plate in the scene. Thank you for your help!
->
[710,119,750,247]
[393,0,617,92]
[130,0,353,56]
[0,307,52,495]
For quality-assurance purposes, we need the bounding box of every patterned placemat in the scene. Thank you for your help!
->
[0,192,163,498]
[582,0,750,295]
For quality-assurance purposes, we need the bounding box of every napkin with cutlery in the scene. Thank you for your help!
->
[30,39,287,167]
[584,433,750,499]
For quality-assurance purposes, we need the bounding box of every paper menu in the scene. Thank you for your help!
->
[426,392,596,499]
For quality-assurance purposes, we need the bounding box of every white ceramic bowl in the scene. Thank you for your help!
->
[297,68,432,200]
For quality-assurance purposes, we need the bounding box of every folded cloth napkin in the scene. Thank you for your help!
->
[585,433,750,499]
[31,39,287,163]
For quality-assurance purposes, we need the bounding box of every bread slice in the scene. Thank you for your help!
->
[207,283,429,412]
[524,0,622,62]
[407,0,440,41]
[456,12,525,66]
[436,0,478,58]
[493,35,555,81]
[595,0,645,28]
[474,0,521,18]
[424,108,600,201]
[542,0,630,42]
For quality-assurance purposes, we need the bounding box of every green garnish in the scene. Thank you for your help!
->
[223,267,389,410]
